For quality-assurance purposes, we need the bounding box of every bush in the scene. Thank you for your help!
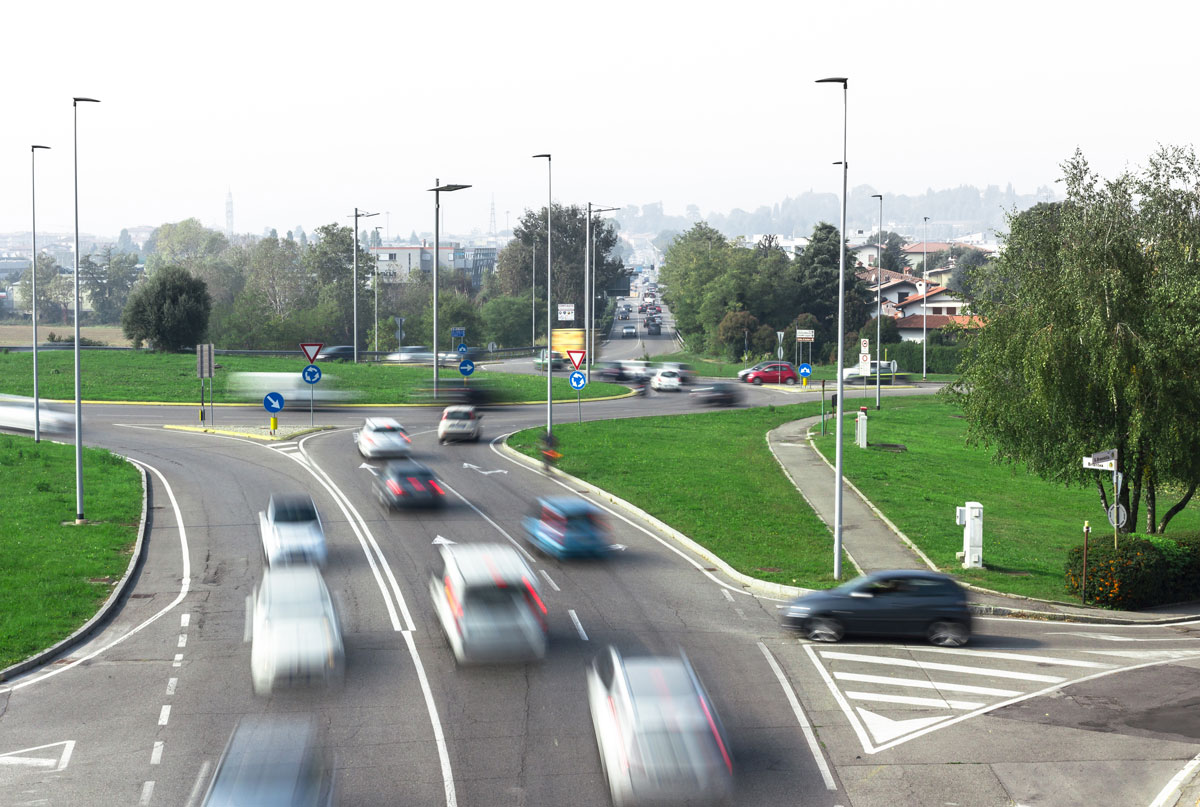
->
[886,341,962,374]
[1065,534,1182,608]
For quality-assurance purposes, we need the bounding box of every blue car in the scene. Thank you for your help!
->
[522,497,612,559]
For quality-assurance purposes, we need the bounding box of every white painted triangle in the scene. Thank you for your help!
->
[1081,649,1200,660]
[856,708,951,744]
[0,740,74,771]
[433,535,456,545]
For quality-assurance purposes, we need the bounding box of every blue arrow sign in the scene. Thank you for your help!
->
[302,364,322,384]
[798,363,813,377]
[569,370,587,391]
[457,343,468,355]
[459,359,475,376]
[263,393,285,412]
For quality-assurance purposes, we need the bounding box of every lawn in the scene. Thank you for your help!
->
[0,434,143,670]
[0,350,629,405]
[811,396,1200,601]
[508,402,851,590]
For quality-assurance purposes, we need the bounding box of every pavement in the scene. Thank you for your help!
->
[767,414,1200,626]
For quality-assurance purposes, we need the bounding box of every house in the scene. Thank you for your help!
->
[895,313,983,343]
[900,242,955,270]
[895,284,968,318]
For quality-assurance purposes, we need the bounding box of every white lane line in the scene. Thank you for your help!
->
[569,610,589,641]
[845,691,984,710]
[139,781,154,806]
[401,630,458,807]
[911,647,1115,668]
[1149,748,1200,807]
[150,741,163,765]
[721,589,735,602]
[183,760,211,807]
[539,569,561,592]
[834,672,1022,697]
[158,705,171,726]
[165,678,177,696]
[180,613,190,628]
[177,634,187,648]
[733,607,747,620]
[758,642,837,791]
[438,480,538,564]
[818,651,1067,683]
[0,459,191,694]
[172,654,183,668]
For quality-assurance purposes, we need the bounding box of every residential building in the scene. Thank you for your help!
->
[894,313,982,343]
[370,242,496,286]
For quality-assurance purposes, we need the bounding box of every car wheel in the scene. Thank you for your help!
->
[927,620,970,647]
[806,616,844,643]
[752,377,763,386]
[784,377,796,386]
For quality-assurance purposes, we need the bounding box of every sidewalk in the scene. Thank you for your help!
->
[767,415,1200,625]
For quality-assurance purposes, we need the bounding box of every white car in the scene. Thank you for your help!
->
[248,566,344,695]
[355,417,412,458]
[842,359,899,381]
[650,369,682,391]
[429,543,547,664]
[437,406,483,443]
[0,394,73,434]
[259,493,327,566]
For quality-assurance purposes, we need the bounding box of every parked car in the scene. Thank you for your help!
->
[587,646,734,806]
[248,565,344,695]
[690,382,740,407]
[355,417,412,458]
[429,543,548,664]
[315,345,355,362]
[621,325,636,338]
[741,362,798,386]
[201,714,335,807]
[522,497,612,559]
[736,361,771,381]
[259,493,327,566]
[534,349,565,371]
[780,569,972,646]
[437,405,483,443]
[374,459,446,509]
[650,369,682,391]
[842,359,899,381]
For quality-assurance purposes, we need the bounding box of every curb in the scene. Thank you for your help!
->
[163,424,335,442]
[497,438,812,600]
[0,456,149,683]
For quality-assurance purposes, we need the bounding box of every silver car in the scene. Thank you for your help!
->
[201,714,335,806]
[355,417,412,458]
[259,493,327,567]
[249,565,344,695]
[587,646,734,805]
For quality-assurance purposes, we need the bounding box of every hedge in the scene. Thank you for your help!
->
[1065,531,1200,608]
[886,341,962,375]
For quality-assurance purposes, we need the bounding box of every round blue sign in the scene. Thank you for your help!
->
[459,359,475,376]
[263,392,285,412]
[569,370,587,391]
[302,364,322,384]
[457,343,468,355]
[798,363,813,377]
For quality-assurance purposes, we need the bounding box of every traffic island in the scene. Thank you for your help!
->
[163,424,335,441]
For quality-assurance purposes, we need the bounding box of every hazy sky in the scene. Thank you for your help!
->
[3,0,1195,240]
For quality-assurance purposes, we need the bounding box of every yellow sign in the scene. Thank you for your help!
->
[551,328,585,354]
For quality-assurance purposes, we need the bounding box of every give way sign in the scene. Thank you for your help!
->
[300,343,323,363]
[566,350,586,370]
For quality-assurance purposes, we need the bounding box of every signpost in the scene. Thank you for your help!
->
[566,350,586,370]
[1082,449,1122,546]
[457,343,468,355]
[558,303,575,322]
[797,329,815,371]
[263,392,284,435]
[451,327,465,339]
[302,364,321,426]
[487,341,497,353]
[196,343,214,424]
[799,362,812,388]
[569,370,587,423]
[459,359,475,377]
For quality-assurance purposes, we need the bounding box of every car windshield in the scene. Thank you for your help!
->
[370,422,404,433]
[273,499,317,523]
[445,411,472,420]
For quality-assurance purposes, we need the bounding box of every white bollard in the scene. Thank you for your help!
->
[955,502,984,568]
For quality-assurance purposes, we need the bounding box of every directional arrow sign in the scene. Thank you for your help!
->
[0,741,75,771]
[263,393,284,413]
[300,343,323,363]
[566,350,586,370]
[432,535,456,546]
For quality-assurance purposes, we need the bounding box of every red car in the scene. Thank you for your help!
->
[741,362,798,386]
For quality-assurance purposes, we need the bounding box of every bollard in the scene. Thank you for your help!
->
[270,416,278,435]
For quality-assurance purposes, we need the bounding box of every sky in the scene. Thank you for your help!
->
[2,0,1197,240]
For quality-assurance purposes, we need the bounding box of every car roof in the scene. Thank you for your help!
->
[537,496,600,517]
[865,569,957,582]
[263,565,327,598]
[206,715,324,805]
[383,459,432,475]
[364,417,404,430]
[441,405,476,414]
[442,544,534,588]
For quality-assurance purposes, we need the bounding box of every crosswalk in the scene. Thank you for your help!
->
[802,643,1200,753]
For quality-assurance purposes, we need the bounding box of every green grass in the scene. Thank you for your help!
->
[0,351,629,404]
[0,435,143,669]
[812,396,1200,602]
[509,403,850,589]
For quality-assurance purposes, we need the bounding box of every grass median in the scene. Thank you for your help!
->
[0,350,628,404]
[811,395,1200,602]
[0,435,143,670]
[509,402,849,590]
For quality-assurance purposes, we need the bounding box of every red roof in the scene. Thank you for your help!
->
[895,314,983,329]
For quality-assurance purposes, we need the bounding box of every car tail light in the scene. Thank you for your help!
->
[522,575,548,620]
[441,411,449,420]
[609,696,630,772]
[429,479,445,495]
[444,575,463,634]
[698,695,733,773]
[408,476,426,492]
[401,432,412,443]
[386,479,404,495]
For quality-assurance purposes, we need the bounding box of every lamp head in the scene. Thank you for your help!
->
[73,97,100,105]
[815,77,848,86]
[428,183,471,193]
[532,153,550,160]
[32,145,50,151]
[871,194,882,200]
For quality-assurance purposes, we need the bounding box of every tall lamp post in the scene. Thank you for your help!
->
[584,203,619,381]
[531,244,536,348]
[72,97,99,524]
[816,76,848,580]
[31,144,50,443]
[922,216,929,381]
[871,193,883,410]
[533,154,552,435]
[351,208,378,364]
[427,181,471,399]
[373,225,383,353]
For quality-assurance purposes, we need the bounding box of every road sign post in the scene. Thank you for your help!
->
[302,364,321,427]
[1083,449,1121,547]
[1081,520,1090,604]
[569,370,587,423]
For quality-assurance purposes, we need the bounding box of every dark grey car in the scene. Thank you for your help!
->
[781,570,972,646]
[201,714,335,806]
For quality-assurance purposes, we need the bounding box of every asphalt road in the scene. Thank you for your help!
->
[3,348,1200,805]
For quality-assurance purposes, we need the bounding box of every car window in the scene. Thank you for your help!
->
[911,578,956,597]
[596,651,615,690]
[445,411,472,420]
[866,578,910,595]
[273,499,317,523]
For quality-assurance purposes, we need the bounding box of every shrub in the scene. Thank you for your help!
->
[1065,535,1170,608]
[886,341,962,374]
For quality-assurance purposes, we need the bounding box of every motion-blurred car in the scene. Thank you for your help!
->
[355,417,412,458]
[534,349,566,371]
[201,714,335,807]
[842,359,899,382]
[659,362,695,384]
[689,382,740,407]
[522,497,612,559]
[650,369,682,391]
[316,345,355,362]
[429,543,547,664]
[227,372,359,405]
[595,361,630,382]
[780,569,972,646]
[0,394,73,434]
[384,345,434,363]
[374,459,446,509]
[259,493,327,566]
[740,362,798,386]
[437,405,483,443]
[248,565,344,695]
[587,646,734,806]
[622,325,636,338]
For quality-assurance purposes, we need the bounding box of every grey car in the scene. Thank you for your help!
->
[201,714,335,806]
[355,417,413,458]
[259,493,327,567]
[249,565,345,695]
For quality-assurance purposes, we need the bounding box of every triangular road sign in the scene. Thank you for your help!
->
[300,343,323,363]
[566,350,586,370]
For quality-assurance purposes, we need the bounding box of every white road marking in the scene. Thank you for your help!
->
[856,708,950,744]
[0,741,74,771]
[758,642,837,791]
[1082,649,1200,661]
[845,691,984,710]
[150,741,163,765]
[177,634,187,648]
[139,781,154,805]
[157,706,170,726]
[539,569,561,592]
[182,760,211,807]
[733,607,747,619]
[1149,748,1200,807]
[438,480,538,564]
[172,654,183,668]
[569,610,589,641]
[818,651,1067,683]
[721,589,734,602]
[165,678,177,695]
[834,672,1021,697]
[180,613,190,628]
[912,646,1115,668]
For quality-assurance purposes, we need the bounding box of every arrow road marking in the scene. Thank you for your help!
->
[359,463,378,476]
[462,463,508,475]
[0,741,75,771]
[432,535,456,546]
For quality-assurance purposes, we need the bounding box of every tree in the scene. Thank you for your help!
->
[716,310,759,358]
[16,254,66,323]
[303,223,372,346]
[793,222,872,338]
[481,294,533,348]
[116,228,136,253]
[121,265,212,351]
[80,246,140,324]
[949,147,1200,534]
[245,236,309,318]
[874,231,908,273]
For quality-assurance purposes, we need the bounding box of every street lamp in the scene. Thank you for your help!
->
[816,75,848,580]
[531,242,536,348]
[585,203,619,381]
[31,144,50,442]
[373,225,383,353]
[427,181,471,399]
[350,208,379,364]
[72,96,98,524]
[922,216,929,381]
[871,193,883,410]
[533,154,552,435]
